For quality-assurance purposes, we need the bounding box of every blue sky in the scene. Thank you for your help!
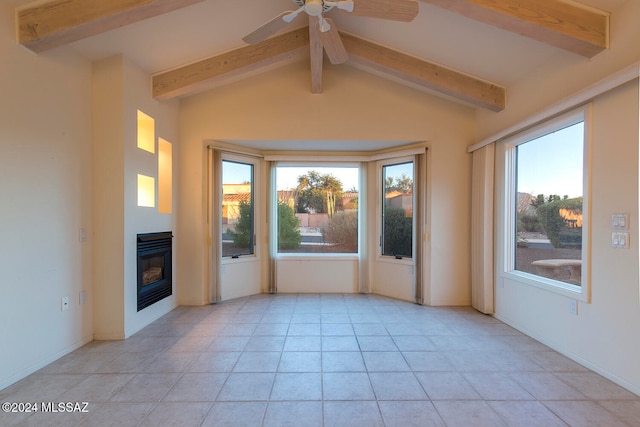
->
[222,162,361,191]
[276,166,360,191]
[517,122,584,199]
[222,160,252,185]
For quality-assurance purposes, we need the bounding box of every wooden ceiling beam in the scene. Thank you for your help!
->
[341,32,506,111]
[16,0,206,53]
[153,26,505,110]
[152,27,310,100]
[419,0,608,58]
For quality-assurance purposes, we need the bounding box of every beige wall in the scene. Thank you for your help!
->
[178,62,475,306]
[477,1,640,394]
[0,4,93,388]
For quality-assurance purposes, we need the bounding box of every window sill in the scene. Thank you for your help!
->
[377,255,413,265]
[502,270,589,303]
[276,253,359,262]
[222,255,259,265]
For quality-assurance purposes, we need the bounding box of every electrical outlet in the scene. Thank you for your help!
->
[61,296,70,311]
[567,299,578,315]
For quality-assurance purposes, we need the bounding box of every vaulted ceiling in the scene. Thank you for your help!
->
[14,0,622,112]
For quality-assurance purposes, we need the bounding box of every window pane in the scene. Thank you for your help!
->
[382,162,413,258]
[222,160,254,257]
[515,121,583,285]
[276,166,359,254]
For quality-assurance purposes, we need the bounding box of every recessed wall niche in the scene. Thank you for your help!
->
[137,110,155,153]
[137,174,155,207]
[158,138,173,214]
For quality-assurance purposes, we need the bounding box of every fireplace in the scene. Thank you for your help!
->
[137,231,173,311]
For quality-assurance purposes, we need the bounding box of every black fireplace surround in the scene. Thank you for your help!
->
[137,231,173,311]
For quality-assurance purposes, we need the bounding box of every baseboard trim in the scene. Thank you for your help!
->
[494,313,640,397]
[0,334,94,391]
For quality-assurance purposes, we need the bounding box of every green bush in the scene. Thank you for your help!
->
[228,201,252,248]
[323,210,358,252]
[517,213,543,233]
[278,202,301,249]
[537,197,582,248]
[383,207,412,257]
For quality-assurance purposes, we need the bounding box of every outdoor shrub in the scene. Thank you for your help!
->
[558,229,582,248]
[228,201,252,248]
[383,207,412,257]
[323,210,358,252]
[278,201,301,249]
[537,197,582,248]
[517,213,543,233]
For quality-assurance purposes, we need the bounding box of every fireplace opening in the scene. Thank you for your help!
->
[137,231,172,311]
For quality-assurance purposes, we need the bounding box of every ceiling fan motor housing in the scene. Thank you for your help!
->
[294,0,333,14]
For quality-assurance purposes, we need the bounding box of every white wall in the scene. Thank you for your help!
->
[276,257,358,294]
[221,259,264,300]
[0,4,93,388]
[178,61,475,306]
[93,55,181,339]
[477,1,640,394]
[122,57,181,336]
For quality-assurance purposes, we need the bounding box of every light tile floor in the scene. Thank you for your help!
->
[2,293,640,426]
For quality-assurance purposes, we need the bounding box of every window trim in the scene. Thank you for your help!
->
[272,162,361,258]
[221,154,258,261]
[377,156,416,263]
[499,105,591,302]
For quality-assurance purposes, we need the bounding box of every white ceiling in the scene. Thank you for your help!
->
[10,0,626,151]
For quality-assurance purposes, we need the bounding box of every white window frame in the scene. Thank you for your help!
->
[377,155,416,265]
[272,162,361,259]
[497,106,591,302]
[221,153,259,264]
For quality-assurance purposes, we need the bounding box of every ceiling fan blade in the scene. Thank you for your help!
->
[318,18,348,65]
[309,16,323,93]
[347,0,418,22]
[242,11,296,44]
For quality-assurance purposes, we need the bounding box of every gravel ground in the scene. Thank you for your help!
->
[516,246,582,284]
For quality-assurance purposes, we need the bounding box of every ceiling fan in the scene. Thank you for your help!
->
[242,0,419,66]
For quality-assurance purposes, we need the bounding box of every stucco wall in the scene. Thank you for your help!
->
[0,4,93,388]
[476,1,640,394]
[178,62,476,306]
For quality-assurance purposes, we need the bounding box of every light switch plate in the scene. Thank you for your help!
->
[612,231,630,249]
[611,213,629,230]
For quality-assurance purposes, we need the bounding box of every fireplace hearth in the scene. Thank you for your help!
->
[137,231,172,311]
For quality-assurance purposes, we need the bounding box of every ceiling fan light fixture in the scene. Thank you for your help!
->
[304,0,324,16]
